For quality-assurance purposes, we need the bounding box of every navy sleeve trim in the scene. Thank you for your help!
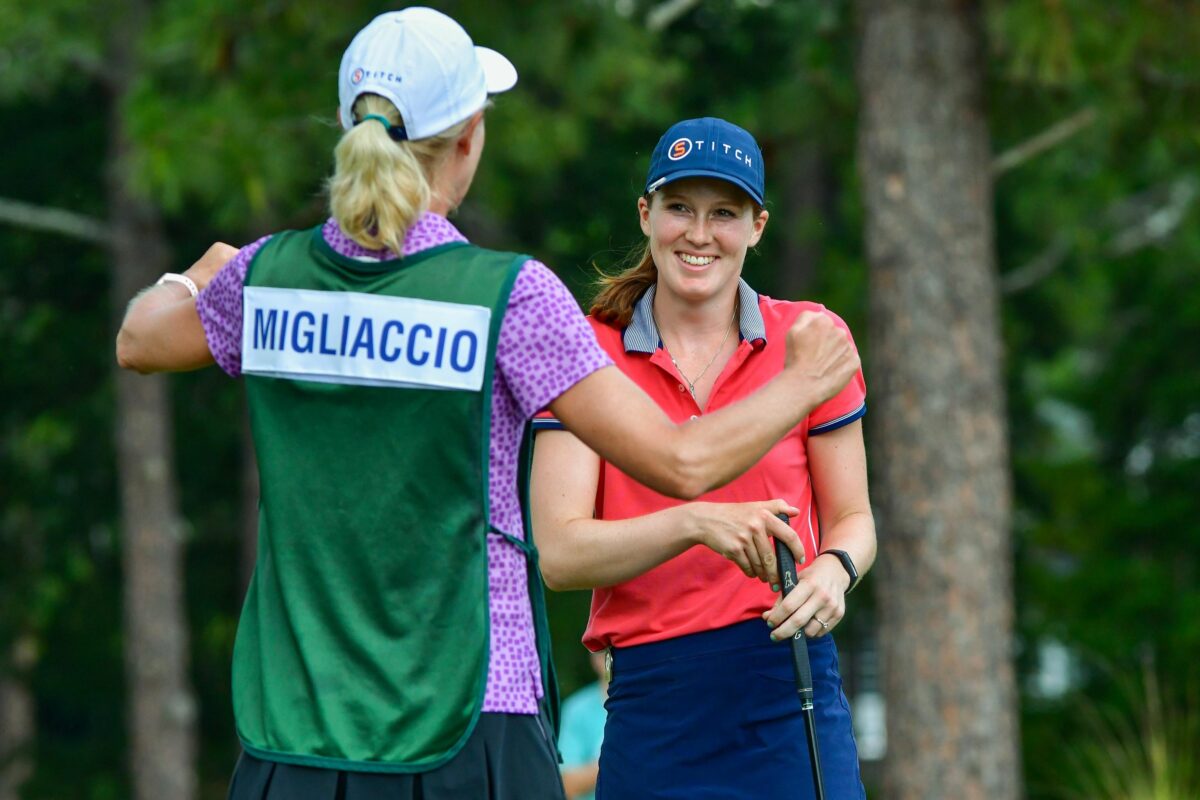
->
[809,401,867,436]
[531,417,566,433]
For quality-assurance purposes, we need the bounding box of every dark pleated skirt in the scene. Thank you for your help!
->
[228,710,566,800]
[598,619,866,800]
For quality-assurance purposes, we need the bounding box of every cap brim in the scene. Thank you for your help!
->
[649,169,764,206]
[476,47,517,94]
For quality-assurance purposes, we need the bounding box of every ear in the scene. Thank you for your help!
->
[336,107,343,127]
[458,111,485,155]
[748,208,769,248]
[638,195,652,237]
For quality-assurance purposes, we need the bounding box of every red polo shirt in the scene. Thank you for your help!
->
[535,281,865,650]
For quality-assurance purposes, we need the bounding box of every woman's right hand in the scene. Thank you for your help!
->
[783,311,860,406]
[686,500,805,587]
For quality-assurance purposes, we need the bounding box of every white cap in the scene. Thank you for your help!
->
[337,7,518,141]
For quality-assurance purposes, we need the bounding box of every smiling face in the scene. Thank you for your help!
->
[638,177,769,306]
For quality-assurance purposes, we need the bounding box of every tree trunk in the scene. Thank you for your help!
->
[0,636,36,800]
[854,2,1021,798]
[106,5,198,797]
[109,175,199,800]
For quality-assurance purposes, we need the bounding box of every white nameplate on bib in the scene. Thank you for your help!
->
[242,287,491,391]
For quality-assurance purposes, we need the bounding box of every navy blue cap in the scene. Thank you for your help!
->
[645,117,765,206]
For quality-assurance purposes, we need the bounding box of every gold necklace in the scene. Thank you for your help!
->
[655,307,737,401]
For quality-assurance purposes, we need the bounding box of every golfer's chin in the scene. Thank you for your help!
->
[664,275,735,306]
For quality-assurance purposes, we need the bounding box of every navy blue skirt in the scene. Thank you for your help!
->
[598,619,865,800]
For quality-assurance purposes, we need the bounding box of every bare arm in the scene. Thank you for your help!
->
[115,243,238,373]
[548,310,858,500]
[763,419,876,640]
[531,429,806,591]
[808,418,877,578]
[561,763,599,799]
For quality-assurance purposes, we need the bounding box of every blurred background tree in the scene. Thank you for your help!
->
[857,2,1019,797]
[0,0,1196,798]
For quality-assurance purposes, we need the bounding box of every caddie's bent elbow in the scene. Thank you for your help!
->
[660,438,711,501]
[538,551,581,592]
[115,327,153,374]
[540,566,570,593]
[115,329,139,372]
[671,467,710,501]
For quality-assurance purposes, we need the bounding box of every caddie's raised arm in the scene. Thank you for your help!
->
[549,309,858,499]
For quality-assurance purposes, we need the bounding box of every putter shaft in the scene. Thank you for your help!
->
[774,515,827,800]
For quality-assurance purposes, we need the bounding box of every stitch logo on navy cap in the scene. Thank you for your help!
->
[645,117,766,206]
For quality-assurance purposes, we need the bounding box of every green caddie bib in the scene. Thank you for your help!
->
[231,225,538,772]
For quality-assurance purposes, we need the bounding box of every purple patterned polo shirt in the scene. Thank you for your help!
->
[196,214,611,714]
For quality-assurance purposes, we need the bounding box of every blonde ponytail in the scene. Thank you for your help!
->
[328,94,470,254]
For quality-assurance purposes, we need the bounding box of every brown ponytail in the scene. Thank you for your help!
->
[590,241,657,327]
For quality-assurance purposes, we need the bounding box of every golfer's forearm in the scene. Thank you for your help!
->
[816,510,876,583]
[538,506,700,591]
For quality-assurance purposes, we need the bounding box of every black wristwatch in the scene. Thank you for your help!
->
[821,549,859,594]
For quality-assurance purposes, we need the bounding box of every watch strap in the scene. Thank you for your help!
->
[156,272,199,297]
[821,548,859,594]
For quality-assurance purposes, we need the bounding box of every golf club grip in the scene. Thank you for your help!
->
[774,514,816,701]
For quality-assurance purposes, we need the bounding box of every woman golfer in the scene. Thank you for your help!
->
[531,118,876,799]
[115,11,860,800]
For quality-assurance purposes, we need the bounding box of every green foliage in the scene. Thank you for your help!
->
[991,2,1200,796]
[1062,665,1200,800]
[0,85,126,797]
[0,0,107,99]
[123,0,371,226]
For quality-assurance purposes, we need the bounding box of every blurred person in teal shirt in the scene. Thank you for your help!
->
[559,650,609,800]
